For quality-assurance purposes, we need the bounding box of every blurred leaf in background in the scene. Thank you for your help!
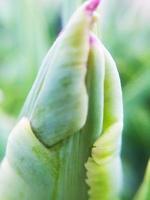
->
[134,160,150,200]
[0,88,14,160]
[0,112,14,161]
[0,0,60,116]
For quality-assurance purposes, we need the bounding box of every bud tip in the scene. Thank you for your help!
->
[86,0,101,13]
[89,34,96,45]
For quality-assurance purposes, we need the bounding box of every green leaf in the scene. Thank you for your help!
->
[134,160,150,200]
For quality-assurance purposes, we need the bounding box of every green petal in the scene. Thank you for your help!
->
[22,2,97,147]
[86,35,123,200]
[83,33,105,146]
[0,118,57,200]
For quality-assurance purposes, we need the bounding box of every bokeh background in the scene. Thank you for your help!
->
[0,0,149,199]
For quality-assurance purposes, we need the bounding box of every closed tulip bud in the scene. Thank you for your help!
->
[0,1,124,200]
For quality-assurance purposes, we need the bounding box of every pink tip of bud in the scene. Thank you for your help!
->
[89,33,98,46]
[89,34,97,45]
[86,0,101,13]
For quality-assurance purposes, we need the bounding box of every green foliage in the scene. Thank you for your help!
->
[134,160,150,200]
[0,113,14,160]
[0,0,50,116]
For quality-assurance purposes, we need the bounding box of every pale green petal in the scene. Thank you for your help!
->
[86,36,123,200]
[84,34,105,145]
[0,118,58,200]
[21,1,98,147]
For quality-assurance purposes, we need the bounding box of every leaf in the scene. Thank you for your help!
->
[134,160,150,200]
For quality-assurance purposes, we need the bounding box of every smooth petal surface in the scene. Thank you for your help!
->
[0,118,55,200]
[22,1,99,147]
[86,35,123,200]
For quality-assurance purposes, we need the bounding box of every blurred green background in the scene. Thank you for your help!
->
[0,0,149,199]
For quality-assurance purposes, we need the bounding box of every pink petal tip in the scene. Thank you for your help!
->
[89,34,97,45]
[86,0,101,13]
[89,34,96,45]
